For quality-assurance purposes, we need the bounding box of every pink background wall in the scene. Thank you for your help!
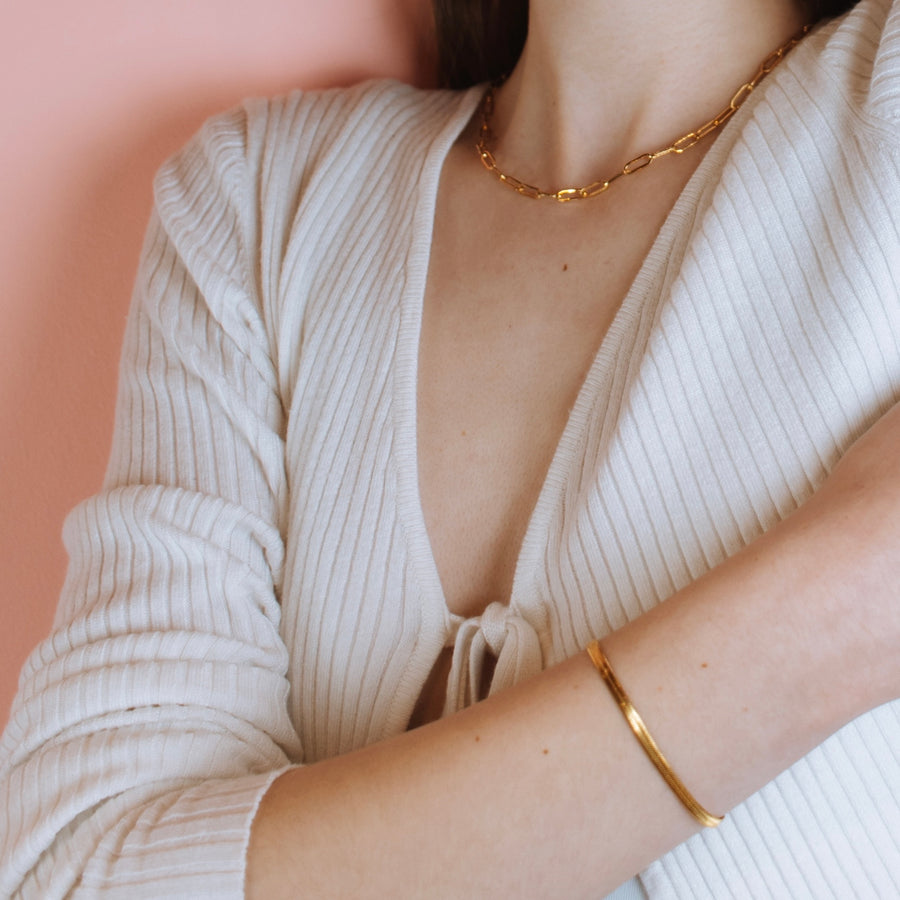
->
[0,0,432,729]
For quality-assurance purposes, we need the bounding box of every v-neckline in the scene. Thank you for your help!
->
[392,80,756,637]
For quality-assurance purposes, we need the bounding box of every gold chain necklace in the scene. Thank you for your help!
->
[475,26,810,202]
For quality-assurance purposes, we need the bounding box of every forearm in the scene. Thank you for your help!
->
[247,471,894,899]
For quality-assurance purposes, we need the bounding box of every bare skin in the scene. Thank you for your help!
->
[418,122,710,624]
[247,0,899,895]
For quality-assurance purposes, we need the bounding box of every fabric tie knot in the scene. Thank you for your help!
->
[444,602,544,715]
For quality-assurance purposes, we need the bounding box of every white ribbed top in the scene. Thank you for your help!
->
[2,1,900,896]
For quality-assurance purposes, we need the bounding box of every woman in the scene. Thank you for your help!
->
[1,0,898,896]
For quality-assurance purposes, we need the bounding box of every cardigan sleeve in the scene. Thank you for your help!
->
[0,101,304,899]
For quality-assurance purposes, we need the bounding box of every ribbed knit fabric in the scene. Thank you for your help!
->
[2,1,900,896]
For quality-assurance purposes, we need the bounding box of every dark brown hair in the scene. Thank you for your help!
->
[432,0,861,89]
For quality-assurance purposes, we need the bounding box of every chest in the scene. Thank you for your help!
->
[416,145,703,619]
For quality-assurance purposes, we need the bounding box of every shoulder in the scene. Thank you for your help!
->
[143,79,483,361]
[258,78,477,148]
[148,79,481,288]
[154,80,479,214]
[799,0,900,134]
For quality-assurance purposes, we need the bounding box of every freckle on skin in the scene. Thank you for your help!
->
[543,749,550,755]
[563,263,569,271]
[475,735,480,742]
[701,663,709,669]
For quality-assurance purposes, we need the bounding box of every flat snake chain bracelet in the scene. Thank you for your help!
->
[586,640,725,828]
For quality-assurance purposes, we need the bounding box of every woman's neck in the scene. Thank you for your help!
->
[490,0,810,187]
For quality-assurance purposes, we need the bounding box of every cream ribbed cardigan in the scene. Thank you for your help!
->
[3,1,900,897]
